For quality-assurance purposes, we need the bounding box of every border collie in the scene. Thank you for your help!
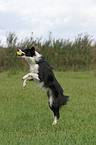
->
[16,46,69,125]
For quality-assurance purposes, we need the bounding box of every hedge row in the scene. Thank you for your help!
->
[0,32,96,72]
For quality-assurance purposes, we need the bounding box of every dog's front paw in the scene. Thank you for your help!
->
[23,79,27,87]
[22,76,26,80]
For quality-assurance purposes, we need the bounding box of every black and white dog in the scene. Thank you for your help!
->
[16,46,69,125]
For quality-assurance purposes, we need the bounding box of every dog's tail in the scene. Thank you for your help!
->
[53,94,70,108]
[62,95,70,105]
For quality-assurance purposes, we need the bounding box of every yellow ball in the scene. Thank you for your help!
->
[17,51,22,56]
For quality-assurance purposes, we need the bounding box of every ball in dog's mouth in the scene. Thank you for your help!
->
[16,51,22,56]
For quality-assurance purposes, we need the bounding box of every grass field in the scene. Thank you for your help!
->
[0,71,96,145]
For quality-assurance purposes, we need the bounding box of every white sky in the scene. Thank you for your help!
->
[0,0,96,45]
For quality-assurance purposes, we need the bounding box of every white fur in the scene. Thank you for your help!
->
[48,88,53,107]
[22,73,40,80]
[23,79,27,87]
[52,116,57,125]
[22,51,44,88]
[18,49,59,125]
[19,49,25,55]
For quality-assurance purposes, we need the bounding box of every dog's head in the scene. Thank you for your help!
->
[16,46,36,58]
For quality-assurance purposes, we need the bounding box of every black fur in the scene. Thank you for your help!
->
[37,57,69,120]
[16,47,69,124]
[23,47,35,57]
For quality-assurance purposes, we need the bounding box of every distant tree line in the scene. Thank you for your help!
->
[0,32,96,72]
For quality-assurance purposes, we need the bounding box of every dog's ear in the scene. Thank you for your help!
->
[27,46,29,49]
[31,46,35,56]
[31,46,35,51]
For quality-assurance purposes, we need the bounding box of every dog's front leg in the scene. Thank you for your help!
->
[22,73,40,87]
[22,73,39,80]
[23,77,33,87]
[23,79,27,87]
[22,73,32,87]
[22,73,30,87]
[22,73,32,80]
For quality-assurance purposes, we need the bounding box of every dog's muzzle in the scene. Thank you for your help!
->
[16,49,25,56]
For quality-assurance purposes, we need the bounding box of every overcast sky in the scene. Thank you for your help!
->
[0,0,96,45]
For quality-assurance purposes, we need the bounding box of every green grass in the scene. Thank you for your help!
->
[0,71,96,145]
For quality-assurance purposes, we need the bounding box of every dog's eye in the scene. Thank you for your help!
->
[24,50,27,53]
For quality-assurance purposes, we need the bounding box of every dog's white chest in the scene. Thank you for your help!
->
[30,63,44,88]
[30,64,39,74]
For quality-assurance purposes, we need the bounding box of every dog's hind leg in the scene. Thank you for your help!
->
[52,116,57,125]
[52,107,60,125]
[47,88,53,108]
[47,88,60,125]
